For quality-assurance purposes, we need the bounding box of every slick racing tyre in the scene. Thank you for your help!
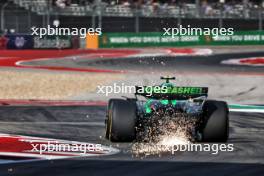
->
[106,99,137,142]
[201,100,229,142]
[105,99,116,139]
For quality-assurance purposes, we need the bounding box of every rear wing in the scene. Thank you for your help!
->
[135,86,208,100]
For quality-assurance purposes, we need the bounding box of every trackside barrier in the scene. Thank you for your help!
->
[98,31,264,48]
[5,34,33,49]
[3,34,73,49]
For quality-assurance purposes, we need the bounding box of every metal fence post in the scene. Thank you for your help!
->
[42,14,46,28]
[92,14,96,29]
[258,5,263,31]
[47,0,51,26]
[28,2,32,32]
[15,8,18,33]
[97,0,102,29]
[135,4,139,33]
[177,3,182,26]
[1,1,9,32]
[195,0,200,18]
[219,0,225,29]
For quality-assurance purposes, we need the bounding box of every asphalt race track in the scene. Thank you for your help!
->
[22,51,264,74]
[77,52,264,74]
[0,106,263,175]
[0,51,264,175]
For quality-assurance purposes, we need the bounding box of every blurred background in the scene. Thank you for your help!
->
[0,0,264,34]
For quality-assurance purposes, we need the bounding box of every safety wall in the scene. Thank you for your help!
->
[1,35,74,49]
[2,31,264,49]
[98,31,264,48]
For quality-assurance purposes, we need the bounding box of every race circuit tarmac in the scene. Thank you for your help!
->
[20,51,264,74]
[0,105,263,176]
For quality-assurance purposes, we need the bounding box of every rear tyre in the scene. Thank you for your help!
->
[105,99,117,139]
[201,100,229,142]
[105,99,137,142]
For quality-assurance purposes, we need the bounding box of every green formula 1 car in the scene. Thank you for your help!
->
[105,76,229,142]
